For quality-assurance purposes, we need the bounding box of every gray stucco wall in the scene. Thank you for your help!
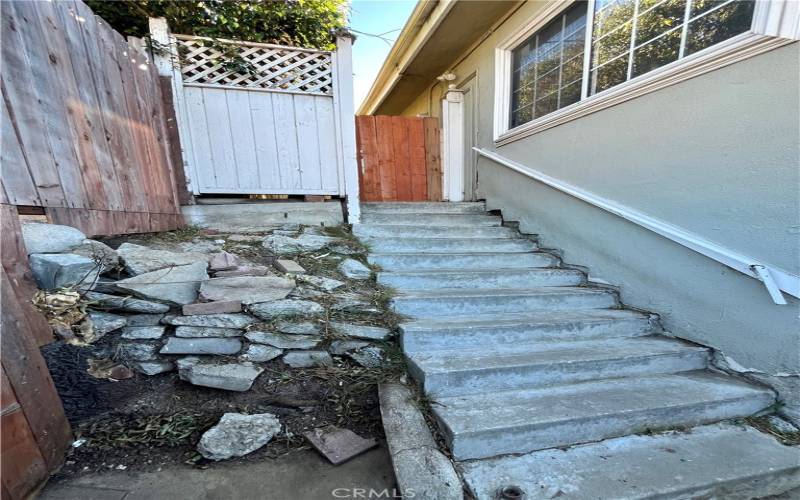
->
[469,42,800,418]
[474,42,800,375]
[396,1,799,415]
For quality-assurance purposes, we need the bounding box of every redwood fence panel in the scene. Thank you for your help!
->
[0,0,191,496]
[1,0,184,236]
[356,115,442,202]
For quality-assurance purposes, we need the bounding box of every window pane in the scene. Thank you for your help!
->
[535,92,559,118]
[632,28,681,77]
[594,0,635,38]
[593,21,632,66]
[591,56,628,93]
[635,0,686,46]
[560,79,583,108]
[690,0,730,18]
[509,2,587,127]
[511,104,533,128]
[685,0,755,56]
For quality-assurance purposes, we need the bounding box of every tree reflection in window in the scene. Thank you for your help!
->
[510,2,587,128]
[509,0,755,128]
[589,0,754,95]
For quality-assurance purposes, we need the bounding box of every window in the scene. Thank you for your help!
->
[508,0,756,129]
[511,2,588,128]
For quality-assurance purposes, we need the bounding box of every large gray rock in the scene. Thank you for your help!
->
[197,412,281,460]
[21,222,85,254]
[160,337,242,355]
[329,340,370,355]
[331,294,381,314]
[120,326,166,340]
[116,343,159,361]
[199,276,295,305]
[179,362,264,391]
[275,321,321,335]
[85,292,170,314]
[330,322,390,340]
[174,326,243,338]
[69,239,119,272]
[125,314,165,326]
[248,299,324,320]
[240,344,283,363]
[30,253,100,290]
[134,361,174,375]
[347,346,385,368]
[115,262,208,305]
[163,313,257,329]
[296,274,345,292]
[117,242,209,275]
[245,331,321,349]
[84,311,127,337]
[177,239,223,254]
[263,234,337,256]
[339,259,371,280]
[283,351,333,368]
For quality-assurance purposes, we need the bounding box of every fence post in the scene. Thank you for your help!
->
[441,86,465,202]
[148,18,198,198]
[334,34,361,223]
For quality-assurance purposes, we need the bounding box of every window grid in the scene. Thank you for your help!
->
[510,3,587,127]
[511,0,755,129]
[589,0,751,94]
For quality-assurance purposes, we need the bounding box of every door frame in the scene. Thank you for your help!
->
[458,73,478,201]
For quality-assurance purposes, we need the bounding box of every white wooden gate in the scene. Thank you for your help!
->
[149,20,360,219]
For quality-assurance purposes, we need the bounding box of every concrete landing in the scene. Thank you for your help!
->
[182,202,343,232]
[40,447,395,500]
[459,423,800,500]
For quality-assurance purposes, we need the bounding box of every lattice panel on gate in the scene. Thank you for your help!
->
[174,35,333,94]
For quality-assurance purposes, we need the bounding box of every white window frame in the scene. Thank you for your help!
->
[493,0,798,145]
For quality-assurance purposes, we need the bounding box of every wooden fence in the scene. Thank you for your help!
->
[1,1,190,497]
[1,206,72,500]
[1,0,184,236]
[355,116,442,201]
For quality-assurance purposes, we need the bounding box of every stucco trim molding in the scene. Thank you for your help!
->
[474,147,800,304]
[493,33,795,146]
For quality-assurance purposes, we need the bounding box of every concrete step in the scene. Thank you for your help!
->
[408,336,709,397]
[391,287,618,318]
[367,237,536,254]
[459,423,800,500]
[354,224,518,239]
[379,268,585,290]
[360,213,501,226]
[369,252,558,272]
[433,371,774,460]
[401,309,656,352]
[361,202,486,214]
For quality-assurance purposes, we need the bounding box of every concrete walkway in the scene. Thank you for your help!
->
[40,447,395,500]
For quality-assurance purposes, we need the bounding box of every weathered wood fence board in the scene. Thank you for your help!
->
[355,116,442,202]
[1,204,72,499]
[0,0,193,496]
[1,0,184,236]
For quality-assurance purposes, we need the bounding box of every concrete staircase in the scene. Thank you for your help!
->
[357,202,800,499]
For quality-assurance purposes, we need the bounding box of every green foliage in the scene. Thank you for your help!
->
[85,0,349,50]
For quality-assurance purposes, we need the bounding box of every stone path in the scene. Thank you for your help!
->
[357,202,800,499]
[25,222,391,391]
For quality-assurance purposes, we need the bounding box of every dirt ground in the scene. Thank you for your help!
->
[40,225,405,480]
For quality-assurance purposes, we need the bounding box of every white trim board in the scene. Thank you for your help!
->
[474,147,799,304]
